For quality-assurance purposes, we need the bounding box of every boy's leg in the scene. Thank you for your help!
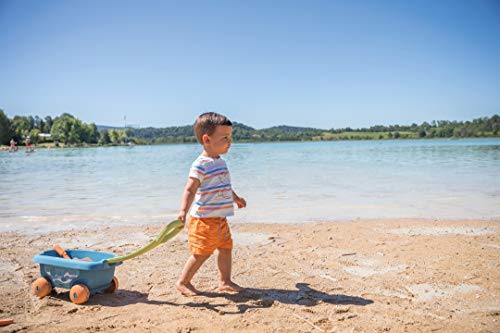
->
[176,254,210,296]
[217,248,244,292]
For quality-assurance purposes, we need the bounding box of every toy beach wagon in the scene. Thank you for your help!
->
[32,220,183,304]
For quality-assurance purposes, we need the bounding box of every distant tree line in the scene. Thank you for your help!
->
[1,111,88,145]
[0,110,136,146]
[1,108,498,146]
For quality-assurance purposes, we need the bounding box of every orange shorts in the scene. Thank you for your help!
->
[188,216,233,255]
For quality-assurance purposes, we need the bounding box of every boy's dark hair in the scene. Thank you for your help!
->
[193,112,232,144]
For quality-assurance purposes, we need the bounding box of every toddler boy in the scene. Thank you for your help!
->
[176,112,246,296]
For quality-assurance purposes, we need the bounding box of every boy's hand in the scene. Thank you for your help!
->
[234,196,247,209]
[177,211,187,224]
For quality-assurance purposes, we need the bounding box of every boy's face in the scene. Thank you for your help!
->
[203,125,232,155]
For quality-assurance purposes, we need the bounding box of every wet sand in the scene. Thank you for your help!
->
[1,219,499,332]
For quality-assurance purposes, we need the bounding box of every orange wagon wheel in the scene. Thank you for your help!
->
[69,284,90,304]
[105,276,119,293]
[33,277,52,298]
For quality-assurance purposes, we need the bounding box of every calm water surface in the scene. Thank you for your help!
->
[1,139,499,233]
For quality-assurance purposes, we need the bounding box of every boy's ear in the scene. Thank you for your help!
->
[202,134,210,144]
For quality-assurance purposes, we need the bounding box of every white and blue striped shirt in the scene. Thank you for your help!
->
[188,155,234,218]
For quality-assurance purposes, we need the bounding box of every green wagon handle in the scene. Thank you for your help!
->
[106,219,184,264]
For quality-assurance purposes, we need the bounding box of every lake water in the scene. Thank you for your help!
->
[1,139,499,233]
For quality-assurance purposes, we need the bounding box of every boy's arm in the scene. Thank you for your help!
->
[177,177,200,223]
[232,190,247,209]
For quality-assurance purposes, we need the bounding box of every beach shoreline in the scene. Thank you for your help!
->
[1,219,499,332]
[2,217,499,237]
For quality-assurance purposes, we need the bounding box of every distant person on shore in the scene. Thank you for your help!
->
[9,138,17,152]
[25,136,32,152]
[176,112,247,296]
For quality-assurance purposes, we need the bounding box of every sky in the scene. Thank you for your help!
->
[1,0,499,130]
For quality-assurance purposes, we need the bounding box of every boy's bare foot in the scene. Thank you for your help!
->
[218,281,244,293]
[176,281,201,296]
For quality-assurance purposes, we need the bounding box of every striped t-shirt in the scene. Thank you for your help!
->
[188,155,234,218]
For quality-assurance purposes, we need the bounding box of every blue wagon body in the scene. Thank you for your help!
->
[33,249,122,295]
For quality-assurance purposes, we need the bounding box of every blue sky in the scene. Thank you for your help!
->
[1,0,499,129]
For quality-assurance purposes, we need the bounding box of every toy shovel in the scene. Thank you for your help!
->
[54,245,92,262]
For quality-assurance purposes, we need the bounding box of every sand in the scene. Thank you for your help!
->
[1,219,499,332]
